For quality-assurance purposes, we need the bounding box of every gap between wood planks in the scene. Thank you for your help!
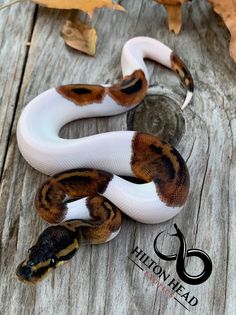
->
[0,4,38,182]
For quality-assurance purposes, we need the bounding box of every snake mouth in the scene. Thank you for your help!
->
[16,260,54,284]
[16,263,33,283]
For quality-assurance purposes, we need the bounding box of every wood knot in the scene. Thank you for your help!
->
[127,94,185,146]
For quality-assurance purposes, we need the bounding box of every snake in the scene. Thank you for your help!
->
[16,37,193,284]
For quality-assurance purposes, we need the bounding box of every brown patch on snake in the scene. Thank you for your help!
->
[35,178,67,224]
[131,133,189,207]
[62,195,121,245]
[56,84,106,106]
[80,195,121,244]
[56,70,147,107]
[171,53,194,93]
[35,169,113,224]
[108,70,148,107]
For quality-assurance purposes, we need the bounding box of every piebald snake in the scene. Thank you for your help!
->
[16,37,193,284]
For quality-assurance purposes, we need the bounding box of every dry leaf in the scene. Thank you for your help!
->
[0,0,124,57]
[208,0,236,62]
[34,0,125,17]
[61,19,97,56]
[154,0,189,34]
[154,0,236,62]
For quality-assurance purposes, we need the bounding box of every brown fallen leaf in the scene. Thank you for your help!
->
[154,0,189,34]
[61,19,97,56]
[154,0,236,63]
[0,0,125,57]
[34,0,125,17]
[208,0,236,62]
[0,0,125,17]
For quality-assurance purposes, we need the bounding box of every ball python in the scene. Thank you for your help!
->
[16,37,193,284]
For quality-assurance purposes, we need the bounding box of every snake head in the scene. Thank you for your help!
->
[16,225,79,284]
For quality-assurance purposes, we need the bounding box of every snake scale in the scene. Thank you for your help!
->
[16,37,193,284]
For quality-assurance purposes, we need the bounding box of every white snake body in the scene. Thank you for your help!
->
[17,37,193,225]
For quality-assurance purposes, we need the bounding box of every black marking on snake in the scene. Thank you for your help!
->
[182,66,189,77]
[58,248,78,261]
[37,189,50,211]
[171,53,194,92]
[120,79,142,94]
[188,82,194,92]
[36,226,75,254]
[121,77,138,87]
[44,189,52,205]
[18,265,32,279]
[162,155,176,180]
[98,171,114,194]
[153,155,176,181]
[149,144,163,155]
[54,168,89,177]
[60,175,93,186]
[102,200,114,213]
[170,147,188,185]
[37,179,54,209]
[72,87,91,95]
[44,185,65,204]
[181,67,194,92]
[42,197,56,213]
[19,265,49,280]
[34,266,51,278]
[153,224,212,285]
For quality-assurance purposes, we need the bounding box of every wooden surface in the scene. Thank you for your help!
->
[0,0,236,314]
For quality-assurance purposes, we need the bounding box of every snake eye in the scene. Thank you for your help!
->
[28,260,35,267]
[50,257,58,268]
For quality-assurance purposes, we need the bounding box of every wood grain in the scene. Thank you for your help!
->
[0,0,236,314]
[0,1,36,176]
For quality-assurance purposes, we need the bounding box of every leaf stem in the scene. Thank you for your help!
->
[0,0,27,10]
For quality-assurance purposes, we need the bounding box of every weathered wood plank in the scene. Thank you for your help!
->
[0,1,36,176]
[0,0,236,314]
[0,3,36,314]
